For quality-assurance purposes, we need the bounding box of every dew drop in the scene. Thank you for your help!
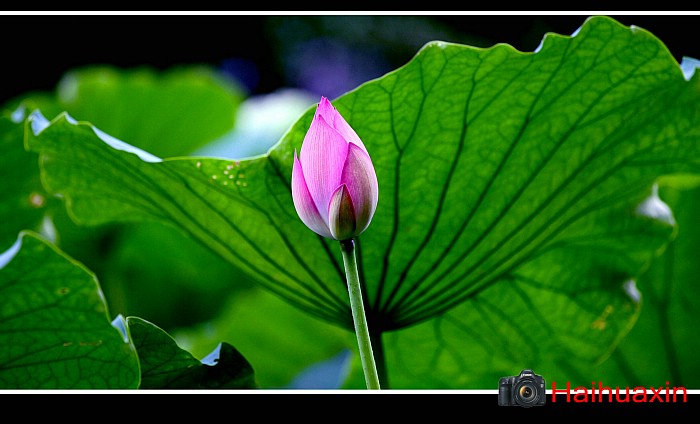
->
[29,192,45,208]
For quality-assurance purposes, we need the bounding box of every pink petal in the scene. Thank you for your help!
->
[317,96,368,153]
[315,96,335,120]
[340,143,379,234]
[299,112,349,221]
[328,184,357,241]
[291,151,333,239]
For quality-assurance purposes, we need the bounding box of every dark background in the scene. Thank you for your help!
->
[1,14,698,106]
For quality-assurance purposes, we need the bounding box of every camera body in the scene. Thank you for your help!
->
[498,369,546,407]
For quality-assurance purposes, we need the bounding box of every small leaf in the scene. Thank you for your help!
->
[127,316,256,389]
[173,287,352,388]
[0,231,139,389]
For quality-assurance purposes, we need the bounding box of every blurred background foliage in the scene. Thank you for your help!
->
[2,14,699,388]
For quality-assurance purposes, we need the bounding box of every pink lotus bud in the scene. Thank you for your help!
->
[292,97,379,241]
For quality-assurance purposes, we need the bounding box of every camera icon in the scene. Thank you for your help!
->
[498,369,546,407]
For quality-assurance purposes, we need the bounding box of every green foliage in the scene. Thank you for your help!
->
[175,287,352,388]
[24,65,250,332]
[0,109,51,252]
[586,182,700,387]
[16,66,245,157]
[0,232,258,389]
[2,16,700,389]
[127,316,256,389]
[0,232,139,389]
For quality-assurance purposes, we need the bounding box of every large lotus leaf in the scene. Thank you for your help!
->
[375,189,675,388]
[0,231,139,389]
[24,16,700,388]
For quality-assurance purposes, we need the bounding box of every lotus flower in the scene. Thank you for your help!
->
[292,97,379,241]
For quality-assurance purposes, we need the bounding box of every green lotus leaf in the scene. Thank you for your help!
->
[0,232,139,389]
[25,16,700,388]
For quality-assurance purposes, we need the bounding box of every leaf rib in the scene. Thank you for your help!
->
[48,130,347,325]
[158,165,350,324]
[395,44,655,320]
[381,51,540,316]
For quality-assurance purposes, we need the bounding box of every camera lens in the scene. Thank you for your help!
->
[514,380,540,406]
[519,385,534,399]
